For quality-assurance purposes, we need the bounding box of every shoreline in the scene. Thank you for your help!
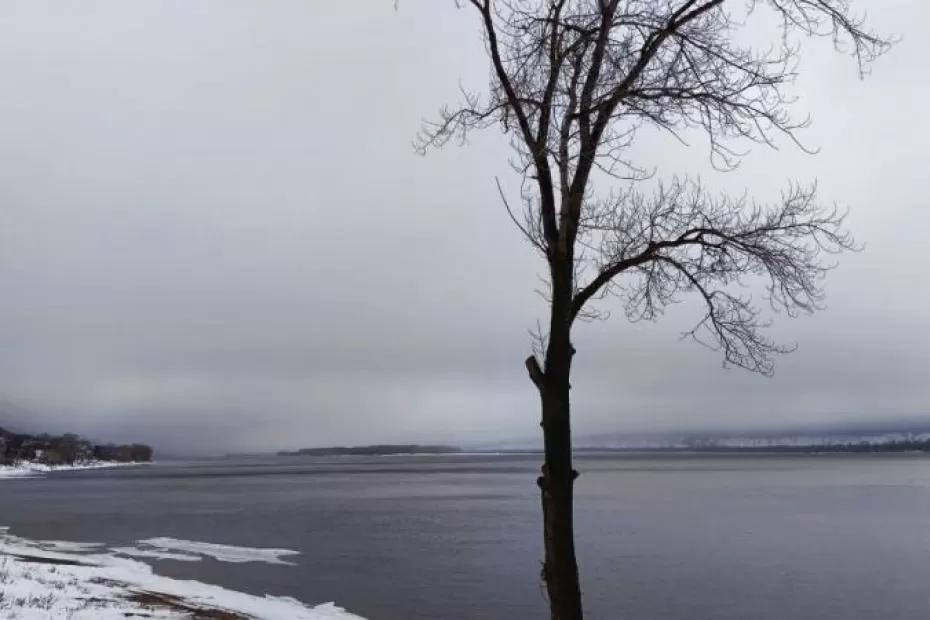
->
[0,527,364,619]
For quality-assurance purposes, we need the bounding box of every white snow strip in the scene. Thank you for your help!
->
[0,528,365,619]
[0,464,39,479]
[111,546,203,562]
[0,460,145,480]
[27,539,105,553]
[0,527,102,562]
[22,460,144,472]
[138,537,301,565]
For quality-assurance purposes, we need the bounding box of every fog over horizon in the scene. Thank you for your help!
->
[0,2,926,455]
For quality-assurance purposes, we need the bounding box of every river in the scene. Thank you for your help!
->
[2,453,929,619]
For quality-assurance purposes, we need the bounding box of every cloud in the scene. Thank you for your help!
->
[0,1,926,453]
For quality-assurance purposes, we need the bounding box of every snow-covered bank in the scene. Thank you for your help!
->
[0,460,145,479]
[0,528,365,619]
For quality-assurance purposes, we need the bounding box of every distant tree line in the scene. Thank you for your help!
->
[620,437,930,454]
[0,427,153,466]
[278,444,461,457]
[679,439,930,454]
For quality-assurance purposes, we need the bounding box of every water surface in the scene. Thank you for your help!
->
[2,453,929,619]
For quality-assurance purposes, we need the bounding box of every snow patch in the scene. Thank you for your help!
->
[138,537,300,565]
[0,460,145,480]
[0,532,103,564]
[25,539,105,553]
[0,528,364,619]
[0,464,39,479]
[110,546,203,562]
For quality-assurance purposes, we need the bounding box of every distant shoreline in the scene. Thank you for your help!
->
[579,444,930,454]
[470,446,930,456]
[269,443,930,458]
[277,444,462,457]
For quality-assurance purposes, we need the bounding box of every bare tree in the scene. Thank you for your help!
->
[417,2,890,618]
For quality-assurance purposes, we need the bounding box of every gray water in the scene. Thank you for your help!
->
[2,453,930,619]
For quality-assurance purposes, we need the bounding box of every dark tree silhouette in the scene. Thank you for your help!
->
[417,2,890,618]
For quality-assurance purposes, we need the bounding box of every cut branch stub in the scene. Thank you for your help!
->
[525,355,546,390]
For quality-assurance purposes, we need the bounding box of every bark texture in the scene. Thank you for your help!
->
[530,260,583,619]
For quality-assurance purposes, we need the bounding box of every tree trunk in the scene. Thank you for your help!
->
[538,379,582,619]
[531,261,583,620]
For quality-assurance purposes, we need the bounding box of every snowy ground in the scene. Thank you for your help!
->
[0,527,365,619]
[0,460,145,479]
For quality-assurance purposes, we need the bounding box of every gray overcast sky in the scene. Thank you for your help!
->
[0,1,926,454]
